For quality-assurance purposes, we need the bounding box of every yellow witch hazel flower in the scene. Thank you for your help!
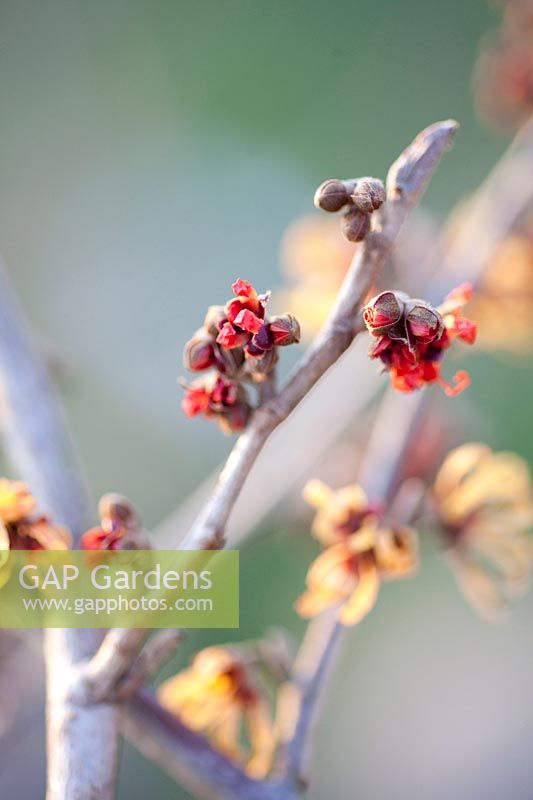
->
[0,478,71,554]
[0,479,36,524]
[433,444,533,619]
[157,645,275,779]
[296,480,418,626]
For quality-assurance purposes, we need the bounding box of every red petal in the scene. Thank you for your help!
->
[438,370,470,397]
[232,279,256,300]
[233,309,263,334]
[182,387,210,417]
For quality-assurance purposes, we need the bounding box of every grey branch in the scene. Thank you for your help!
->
[0,266,120,800]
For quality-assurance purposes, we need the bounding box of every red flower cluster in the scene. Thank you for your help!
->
[181,374,250,435]
[363,284,477,395]
[181,279,300,433]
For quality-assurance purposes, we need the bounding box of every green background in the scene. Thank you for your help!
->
[0,1,532,799]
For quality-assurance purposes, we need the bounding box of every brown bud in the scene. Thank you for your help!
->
[313,179,350,212]
[245,347,279,381]
[341,208,371,242]
[268,314,301,346]
[218,400,250,435]
[183,328,216,371]
[363,291,406,336]
[350,178,386,214]
[203,305,227,337]
[212,345,245,378]
[405,300,444,346]
[98,493,140,531]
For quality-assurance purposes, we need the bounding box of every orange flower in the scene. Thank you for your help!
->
[303,479,381,546]
[8,517,71,551]
[0,478,71,554]
[433,444,533,619]
[158,646,275,778]
[0,480,36,523]
[466,233,533,353]
[297,481,418,627]
[296,519,417,626]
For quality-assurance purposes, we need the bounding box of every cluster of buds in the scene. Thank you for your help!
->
[181,279,300,433]
[296,480,418,626]
[81,493,144,550]
[431,443,533,619]
[313,176,386,242]
[0,478,71,552]
[363,283,477,395]
[158,644,275,778]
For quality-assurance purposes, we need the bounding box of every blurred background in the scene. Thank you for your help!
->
[0,0,532,798]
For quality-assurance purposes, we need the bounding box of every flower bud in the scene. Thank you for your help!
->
[183,328,216,371]
[204,305,227,337]
[98,493,140,532]
[245,348,279,381]
[350,178,386,214]
[405,301,444,344]
[268,314,301,346]
[212,345,245,377]
[218,401,250,435]
[313,179,350,212]
[363,291,405,336]
[341,208,371,242]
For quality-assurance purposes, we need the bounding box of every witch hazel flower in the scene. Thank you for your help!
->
[432,443,533,619]
[363,283,477,395]
[296,480,418,626]
[181,278,300,433]
[181,374,250,435]
[158,645,275,778]
[0,478,71,552]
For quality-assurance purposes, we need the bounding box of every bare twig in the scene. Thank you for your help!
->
[181,120,459,551]
[83,629,150,702]
[123,691,291,800]
[114,630,184,700]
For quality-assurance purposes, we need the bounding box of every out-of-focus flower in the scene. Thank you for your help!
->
[433,443,533,619]
[0,480,36,523]
[181,374,250,435]
[158,645,275,778]
[473,0,533,132]
[0,478,71,553]
[277,216,356,336]
[466,232,533,352]
[297,480,418,625]
[82,493,144,551]
[296,519,417,626]
[303,479,381,546]
[364,284,477,395]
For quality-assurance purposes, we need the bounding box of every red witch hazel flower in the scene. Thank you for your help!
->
[181,374,250,435]
[363,283,477,395]
[181,278,300,433]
